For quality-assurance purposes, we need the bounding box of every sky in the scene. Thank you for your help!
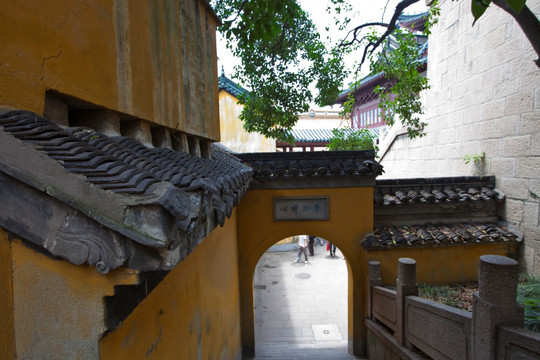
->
[216,0,428,108]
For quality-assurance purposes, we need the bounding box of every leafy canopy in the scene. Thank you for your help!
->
[212,0,349,143]
[213,0,535,142]
[326,128,378,153]
[470,0,526,24]
[340,2,440,139]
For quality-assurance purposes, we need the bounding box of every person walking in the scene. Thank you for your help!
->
[295,235,309,264]
[328,242,336,258]
[308,235,315,256]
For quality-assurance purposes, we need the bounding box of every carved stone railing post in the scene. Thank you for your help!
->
[395,257,418,346]
[368,260,382,320]
[473,255,524,359]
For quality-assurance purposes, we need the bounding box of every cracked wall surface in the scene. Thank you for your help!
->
[0,0,220,141]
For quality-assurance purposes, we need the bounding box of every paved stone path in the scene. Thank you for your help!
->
[245,245,367,359]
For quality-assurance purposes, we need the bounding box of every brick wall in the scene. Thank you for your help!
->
[379,0,540,274]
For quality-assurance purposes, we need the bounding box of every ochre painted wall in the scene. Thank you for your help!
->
[218,90,276,153]
[237,187,374,356]
[0,0,220,140]
[99,210,242,360]
[366,242,519,285]
[0,229,15,359]
[9,236,138,359]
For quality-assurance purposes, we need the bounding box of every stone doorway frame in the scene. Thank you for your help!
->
[236,187,373,357]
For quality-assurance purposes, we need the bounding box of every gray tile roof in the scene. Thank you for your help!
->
[239,150,382,179]
[374,176,504,206]
[362,222,517,249]
[281,128,379,144]
[366,176,520,249]
[0,110,253,272]
[0,111,252,205]
[397,11,429,27]
[218,71,248,98]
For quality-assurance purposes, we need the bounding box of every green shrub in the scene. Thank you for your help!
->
[418,277,540,333]
[517,275,540,332]
[326,128,378,153]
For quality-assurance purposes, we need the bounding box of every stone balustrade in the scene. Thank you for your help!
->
[367,255,540,359]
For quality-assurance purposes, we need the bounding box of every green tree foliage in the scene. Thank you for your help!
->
[341,2,440,139]
[326,128,378,153]
[212,0,537,141]
[212,0,348,143]
[517,275,540,333]
[470,0,526,24]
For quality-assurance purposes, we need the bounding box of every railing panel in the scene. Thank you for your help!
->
[405,296,472,360]
[496,326,540,360]
[372,286,397,331]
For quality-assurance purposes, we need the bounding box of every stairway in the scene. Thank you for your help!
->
[244,341,368,359]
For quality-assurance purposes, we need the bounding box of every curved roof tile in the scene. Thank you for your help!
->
[282,128,380,143]
[0,110,253,260]
[362,222,518,249]
[218,70,248,98]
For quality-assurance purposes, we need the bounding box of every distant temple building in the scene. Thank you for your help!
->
[335,12,429,140]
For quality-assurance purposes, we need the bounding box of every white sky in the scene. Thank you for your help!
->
[216,0,428,108]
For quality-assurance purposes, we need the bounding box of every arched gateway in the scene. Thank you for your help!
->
[237,150,382,357]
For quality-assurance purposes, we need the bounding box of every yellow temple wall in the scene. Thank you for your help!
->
[0,228,138,359]
[99,210,242,360]
[366,242,521,285]
[0,229,15,359]
[218,90,276,153]
[0,0,220,140]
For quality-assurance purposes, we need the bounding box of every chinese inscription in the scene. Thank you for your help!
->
[273,196,329,221]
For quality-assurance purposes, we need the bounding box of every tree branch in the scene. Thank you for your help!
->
[341,0,421,71]
[340,22,390,47]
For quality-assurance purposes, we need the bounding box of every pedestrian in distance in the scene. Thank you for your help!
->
[328,241,336,258]
[308,235,315,256]
[295,235,309,264]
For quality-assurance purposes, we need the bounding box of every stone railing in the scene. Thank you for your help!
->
[366,255,540,360]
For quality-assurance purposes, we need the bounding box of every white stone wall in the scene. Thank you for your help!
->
[379,0,540,274]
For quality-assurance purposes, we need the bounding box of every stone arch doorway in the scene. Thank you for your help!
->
[237,186,373,357]
[252,233,349,355]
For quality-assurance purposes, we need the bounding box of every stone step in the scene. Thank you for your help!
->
[245,342,368,360]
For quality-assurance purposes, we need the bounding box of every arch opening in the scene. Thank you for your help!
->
[251,234,351,357]
[237,186,373,357]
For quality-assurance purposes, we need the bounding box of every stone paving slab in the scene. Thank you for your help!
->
[248,245,367,359]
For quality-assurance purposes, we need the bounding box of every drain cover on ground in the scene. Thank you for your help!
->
[295,272,311,279]
[312,324,342,341]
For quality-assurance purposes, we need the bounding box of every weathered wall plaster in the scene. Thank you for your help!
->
[218,90,276,152]
[0,0,220,140]
[99,210,242,360]
[8,234,138,359]
[0,229,16,359]
[366,242,519,285]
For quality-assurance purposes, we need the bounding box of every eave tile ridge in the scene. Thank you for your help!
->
[0,110,253,263]
[374,176,504,206]
[336,72,386,103]
[238,150,383,179]
[362,222,519,249]
[218,73,248,98]
[397,12,429,24]
[283,128,334,143]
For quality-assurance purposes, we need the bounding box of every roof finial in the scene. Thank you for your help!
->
[221,65,225,77]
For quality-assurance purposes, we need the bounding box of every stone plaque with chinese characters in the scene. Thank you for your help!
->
[273,196,329,221]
